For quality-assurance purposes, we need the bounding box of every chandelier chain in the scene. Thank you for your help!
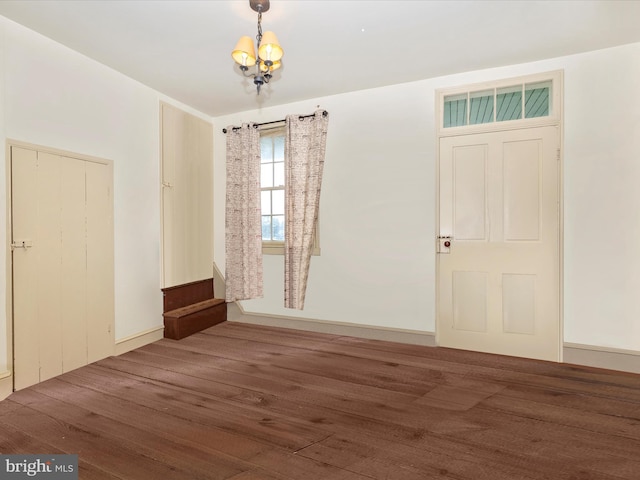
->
[256,11,263,46]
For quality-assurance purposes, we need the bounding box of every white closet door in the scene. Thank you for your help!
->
[161,103,214,288]
[12,146,114,390]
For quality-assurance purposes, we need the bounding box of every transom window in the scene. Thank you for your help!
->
[443,79,552,128]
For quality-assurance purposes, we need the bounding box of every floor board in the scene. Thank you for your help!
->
[2,322,640,479]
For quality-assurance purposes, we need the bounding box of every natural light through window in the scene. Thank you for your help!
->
[259,126,321,256]
[260,129,285,243]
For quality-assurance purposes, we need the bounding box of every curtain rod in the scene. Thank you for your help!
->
[222,110,328,134]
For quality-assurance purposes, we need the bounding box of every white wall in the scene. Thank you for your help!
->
[214,85,436,332]
[0,16,212,374]
[214,42,640,353]
[562,43,640,350]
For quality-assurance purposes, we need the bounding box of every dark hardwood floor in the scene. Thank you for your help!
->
[1,322,640,479]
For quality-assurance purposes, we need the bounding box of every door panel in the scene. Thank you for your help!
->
[454,145,487,240]
[60,156,88,373]
[33,152,63,383]
[502,273,536,334]
[437,126,560,361]
[86,160,115,363]
[504,141,541,240]
[452,271,487,332]
[11,147,39,390]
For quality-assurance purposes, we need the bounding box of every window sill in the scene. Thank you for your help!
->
[262,242,321,256]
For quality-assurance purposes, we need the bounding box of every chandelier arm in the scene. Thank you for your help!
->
[239,67,255,78]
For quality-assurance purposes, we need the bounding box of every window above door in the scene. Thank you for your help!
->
[438,71,562,136]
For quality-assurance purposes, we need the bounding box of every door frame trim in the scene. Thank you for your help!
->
[434,70,564,361]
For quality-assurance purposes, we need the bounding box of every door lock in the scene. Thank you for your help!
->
[437,236,452,254]
[11,240,33,250]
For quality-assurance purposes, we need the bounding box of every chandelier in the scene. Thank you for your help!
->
[231,0,284,95]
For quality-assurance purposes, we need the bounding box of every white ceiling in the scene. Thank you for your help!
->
[1,0,639,117]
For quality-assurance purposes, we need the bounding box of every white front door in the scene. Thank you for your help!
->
[437,126,560,361]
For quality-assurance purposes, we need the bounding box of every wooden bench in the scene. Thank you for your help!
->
[162,278,226,340]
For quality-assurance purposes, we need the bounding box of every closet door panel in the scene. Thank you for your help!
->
[34,152,64,384]
[60,156,88,373]
[86,160,115,362]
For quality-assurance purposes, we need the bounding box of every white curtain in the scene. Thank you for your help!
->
[225,124,263,302]
[284,110,329,309]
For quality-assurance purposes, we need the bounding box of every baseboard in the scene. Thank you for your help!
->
[115,326,165,356]
[563,343,640,374]
[227,304,640,374]
[0,370,12,401]
[228,302,436,346]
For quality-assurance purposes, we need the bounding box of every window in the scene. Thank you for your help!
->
[259,127,320,255]
[442,78,553,129]
[260,128,286,251]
